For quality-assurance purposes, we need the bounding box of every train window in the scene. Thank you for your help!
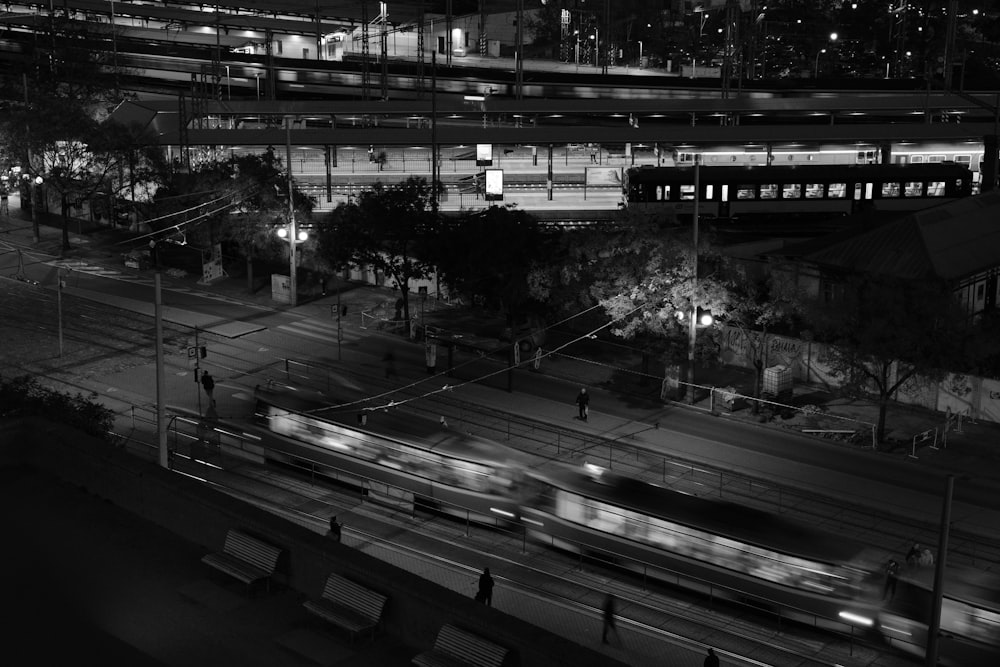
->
[927,181,946,197]
[680,185,695,200]
[656,185,670,201]
[705,185,714,200]
[828,183,847,198]
[928,154,945,163]
[904,182,923,197]
[805,184,824,199]
[736,185,756,200]
[720,185,729,202]
[760,184,777,199]
[910,155,924,164]
[955,155,972,167]
[782,184,801,199]
[881,182,901,197]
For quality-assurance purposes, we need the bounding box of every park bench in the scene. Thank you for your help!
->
[303,572,388,643]
[201,528,283,594]
[411,624,508,667]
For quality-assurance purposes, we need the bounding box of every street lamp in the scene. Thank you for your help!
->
[814,48,827,78]
[13,166,44,243]
[814,32,838,78]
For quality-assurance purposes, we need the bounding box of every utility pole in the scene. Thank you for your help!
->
[285,118,298,307]
[686,156,700,403]
[155,272,168,468]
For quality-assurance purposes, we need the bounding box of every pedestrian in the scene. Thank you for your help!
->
[328,515,342,543]
[476,567,494,606]
[882,559,900,600]
[704,647,720,667]
[576,387,590,421]
[601,594,619,645]
[0,189,8,216]
[906,543,921,568]
[383,350,397,380]
[200,371,215,399]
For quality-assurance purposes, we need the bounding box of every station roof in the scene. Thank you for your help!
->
[770,190,1000,282]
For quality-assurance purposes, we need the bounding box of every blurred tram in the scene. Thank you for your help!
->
[877,565,1000,666]
[521,463,883,631]
[623,163,975,219]
[250,384,536,524]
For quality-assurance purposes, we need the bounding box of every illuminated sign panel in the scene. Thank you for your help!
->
[485,169,503,201]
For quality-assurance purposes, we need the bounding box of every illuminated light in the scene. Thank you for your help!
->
[240,432,263,441]
[699,312,714,326]
[490,507,516,518]
[464,95,485,102]
[521,517,544,527]
[838,611,874,627]
[584,462,605,477]
[297,230,308,242]
[277,227,288,238]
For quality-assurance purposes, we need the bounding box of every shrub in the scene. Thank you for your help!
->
[0,374,114,440]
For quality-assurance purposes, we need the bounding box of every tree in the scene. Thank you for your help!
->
[431,205,550,331]
[0,14,131,249]
[314,177,439,328]
[531,214,728,377]
[151,149,313,291]
[713,266,802,413]
[808,273,970,444]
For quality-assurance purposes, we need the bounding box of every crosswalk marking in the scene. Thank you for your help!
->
[276,319,339,342]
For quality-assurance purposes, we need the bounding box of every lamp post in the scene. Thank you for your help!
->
[282,117,305,307]
[813,48,827,78]
[814,32,837,78]
[686,155,701,403]
[926,474,962,666]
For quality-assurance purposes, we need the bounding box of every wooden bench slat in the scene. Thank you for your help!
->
[304,572,388,642]
[411,624,507,667]
[202,529,282,593]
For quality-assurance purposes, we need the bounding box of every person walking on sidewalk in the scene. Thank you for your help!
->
[601,594,620,645]
[328,515,342,543]
[576,387,590,421]
[704,647,721,667]
[200,371,215,401]
[476,567,495,606]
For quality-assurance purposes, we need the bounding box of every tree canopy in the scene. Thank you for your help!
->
[314,177,439,326]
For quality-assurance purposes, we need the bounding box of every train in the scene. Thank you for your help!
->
[623,163,976,220]
[250,384,536,524]
[877,564,1000,666]
[241,384,999,663]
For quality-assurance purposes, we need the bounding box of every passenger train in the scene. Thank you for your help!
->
[250,384,535,524]
[877,564,1000,666]
[240,384,998,663]
[623,163,975,219]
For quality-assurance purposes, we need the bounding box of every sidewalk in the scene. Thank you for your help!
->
[5,203,999,474]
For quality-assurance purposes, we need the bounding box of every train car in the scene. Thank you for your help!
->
[877,564,1000,666]
[521,463,884,632]
[248,384,537,525]
[623,163,975,220]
